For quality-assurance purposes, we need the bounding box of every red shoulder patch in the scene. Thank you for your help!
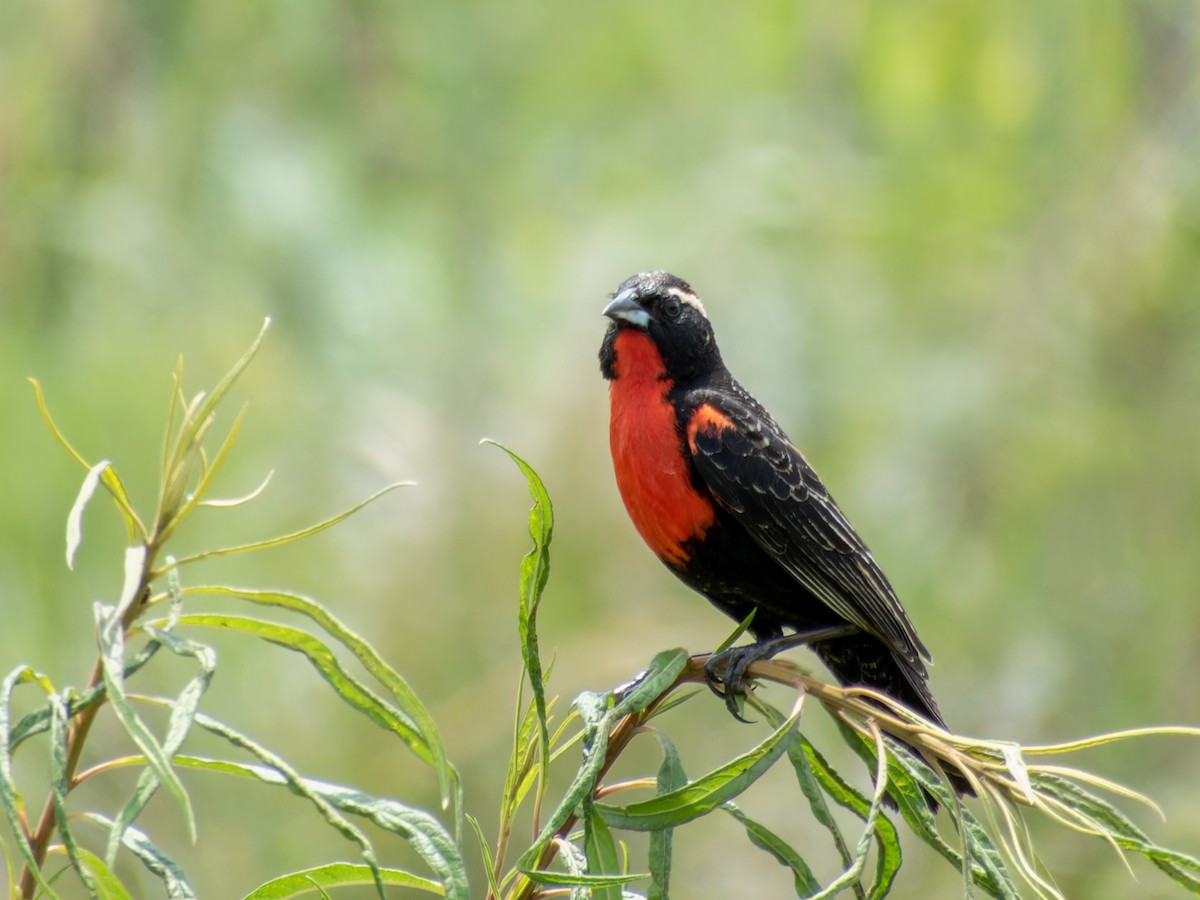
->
[686,403,736,454]
[608,331,716,566]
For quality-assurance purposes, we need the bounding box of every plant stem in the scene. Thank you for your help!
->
[17,575,153,899]
[18,658,105,899]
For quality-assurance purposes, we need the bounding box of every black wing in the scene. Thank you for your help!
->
[685,387,931,671]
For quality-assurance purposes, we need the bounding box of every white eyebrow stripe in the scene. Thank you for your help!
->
[665,285,705,316]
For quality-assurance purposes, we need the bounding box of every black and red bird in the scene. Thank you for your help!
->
[600,271,961,779]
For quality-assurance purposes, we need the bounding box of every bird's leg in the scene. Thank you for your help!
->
[704,625,859,721]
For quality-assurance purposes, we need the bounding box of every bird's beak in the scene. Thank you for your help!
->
[602,288,651,328]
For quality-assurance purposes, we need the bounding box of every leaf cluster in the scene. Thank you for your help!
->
[2,327,1198,899]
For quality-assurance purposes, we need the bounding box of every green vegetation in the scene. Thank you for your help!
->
[2,334,1198,897]
[2,2,1199,896]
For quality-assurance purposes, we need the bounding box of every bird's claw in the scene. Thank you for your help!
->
[704,649,756,722]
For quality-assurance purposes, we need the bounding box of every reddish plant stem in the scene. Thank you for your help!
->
[17,580,152,899]
[18,658,105,899]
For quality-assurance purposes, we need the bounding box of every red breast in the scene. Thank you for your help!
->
[607,330,717,566]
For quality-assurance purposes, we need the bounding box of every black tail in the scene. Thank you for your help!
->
[814,632,974,802]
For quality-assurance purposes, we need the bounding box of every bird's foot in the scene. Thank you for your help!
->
[704,625,858,721]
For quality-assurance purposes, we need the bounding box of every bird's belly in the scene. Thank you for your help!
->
[609,379,715,566]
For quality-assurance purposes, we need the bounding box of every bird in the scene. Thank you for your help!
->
[599,270,968,798]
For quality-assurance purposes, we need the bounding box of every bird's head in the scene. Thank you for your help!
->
[599,271,721,382]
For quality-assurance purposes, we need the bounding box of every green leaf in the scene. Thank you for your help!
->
[485,440,554,819]
[29,378,147,544]
[809,728,892,900]
[752,698,858,876]
[722,802,821,896]
[869,732,1019,899]
[170,614,430,765]
[584,804,622,900]
[597,702,801,831]
[243,864,446,899]
[66,460,112,570]
[180,587,454,811]
[10,645,159,753]
[48,694,99,898]
[45,846,132,900]
[521,870,648,888]
[613,649,689,719]
[518,649,688,872]
[1034,772,1200,891]
[95,602,196,865]
[158,745,469,900]
[160,482,411,572]
[466,814,504,900]
[106,627,215,867]
[647,731,687,900]
[83,813,195,899]
[0,667,60,899]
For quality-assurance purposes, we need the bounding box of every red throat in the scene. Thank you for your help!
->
[608,330,716,565]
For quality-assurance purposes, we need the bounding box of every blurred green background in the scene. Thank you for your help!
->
[3,0,1199,896]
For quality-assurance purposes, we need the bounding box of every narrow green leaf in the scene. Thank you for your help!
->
[753,698,858,877]
[613,649,689,719]
[66,461,111,570]
[585,804,622,900]
[48,694,99,898]
[1034,773,1200,891]
[106,627,214,867]
[161,482,411,572]
[186,318,270,441]
[521,870,648,888]
[45,846,132,900]
[0,667,61,899]
[809,728,891,900]
[115,544,148,617]
[10,646,158,753]
[29,378,147,544]
[466,814,504,900]
[647,731,687,900]
[881,737,1019,899]
[155,722,387,899]
[713,609,757,655]
[95,603,195,865]
[170,614,429,764]
[597,703,801,831]
[485,440,554,822]
[519,649,688,873]
[181,586,453,811]
[723,802,821,896]
[243,864,445,899]
[198,469,274,508]
[82,813,195,899]
[153,736,470,900]
[156,403,252,544]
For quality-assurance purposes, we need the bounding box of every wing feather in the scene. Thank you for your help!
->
[686,388,931,668]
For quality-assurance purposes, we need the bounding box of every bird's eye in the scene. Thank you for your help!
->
[661,298,682,319]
